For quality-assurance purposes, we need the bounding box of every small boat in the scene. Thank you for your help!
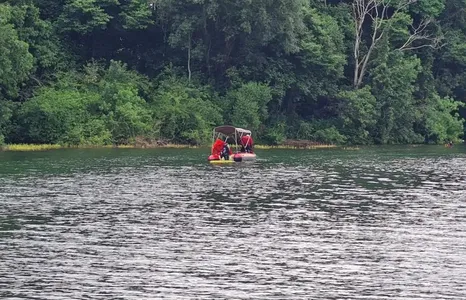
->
[208,125,257,163]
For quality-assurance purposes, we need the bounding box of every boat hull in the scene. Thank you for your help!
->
[209,159,234,164]
[232,152,256,162]
[208,153,256,163]
[208,154,233,164]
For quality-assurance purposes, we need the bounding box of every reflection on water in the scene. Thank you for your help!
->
[1,146,466,299]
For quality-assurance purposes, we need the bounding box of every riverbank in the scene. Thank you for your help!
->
[1,142,338,152]
[0,143,200,152]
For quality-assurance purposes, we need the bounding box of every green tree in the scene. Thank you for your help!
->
[1,0,465,146]
[337,86,377,144]
[10,3,62,71]
[423,94,464,143]
[371,50,423,144]
[0,4,34,98]
[18,61,152,145]
[98,61,152,143]
[351,0,442,89]
[57,0,117,34]
[19,88,102,144]
[153,74,223,145]
[225,82,272,134]
[0,100,14,145]
[273,6,346,120]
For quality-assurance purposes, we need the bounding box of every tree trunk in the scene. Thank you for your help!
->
[351,0,438,89]
[188,33,192,83]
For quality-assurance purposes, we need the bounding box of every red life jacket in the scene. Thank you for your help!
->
[212,139,224,155]
[240,135,253,147]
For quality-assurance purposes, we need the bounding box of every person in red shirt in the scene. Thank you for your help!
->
[212,138,224,156]
[240,134,254,153]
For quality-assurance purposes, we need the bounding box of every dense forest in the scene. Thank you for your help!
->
[0,0,465,146]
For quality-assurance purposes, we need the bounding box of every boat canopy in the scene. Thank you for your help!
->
[213,125,252,137]
[212,125,252,150]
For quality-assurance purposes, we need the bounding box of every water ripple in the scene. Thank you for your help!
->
[1,147,466,299]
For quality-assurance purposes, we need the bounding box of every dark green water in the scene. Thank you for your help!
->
[1,146,466,299]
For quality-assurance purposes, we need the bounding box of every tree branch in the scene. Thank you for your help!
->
[351,0,441,88]
[398,19,442,51]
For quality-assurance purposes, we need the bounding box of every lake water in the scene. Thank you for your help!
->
[1,146,466,299]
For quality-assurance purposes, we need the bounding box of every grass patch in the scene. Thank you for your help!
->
[341,146,360,151]
[2,142,340,152]
[147,143,201,149]
[255,144,337,150]
[4,144,64,151]
[2,143,202,152]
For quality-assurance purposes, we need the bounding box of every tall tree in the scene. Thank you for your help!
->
[0,4,34,98]
[351,0,441,88]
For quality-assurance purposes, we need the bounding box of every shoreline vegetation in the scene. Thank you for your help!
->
[2,142,462,152]
[0,2,465,148]
[1,140,339,152]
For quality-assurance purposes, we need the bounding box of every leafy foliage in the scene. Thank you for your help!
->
[153,73,223,145]
[371,51,424,144]
[18,61,151,145]
[0,100,14,145]
[57,0,116,34]
[226,82,273,134]
[0,4,34,98]
[424,94,464,143]
[337,86,377,144]
[0,0,464,146]
[20,88,99,144]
